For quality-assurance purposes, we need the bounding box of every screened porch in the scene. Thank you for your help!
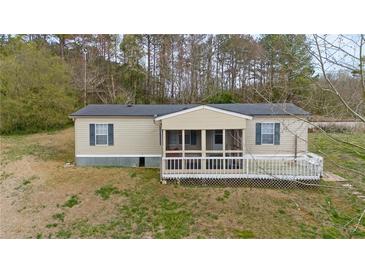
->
[161,129,323,181]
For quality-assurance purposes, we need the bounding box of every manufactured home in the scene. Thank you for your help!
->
[69,103,323,182]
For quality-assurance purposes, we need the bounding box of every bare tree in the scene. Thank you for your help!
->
[310,34,365,123]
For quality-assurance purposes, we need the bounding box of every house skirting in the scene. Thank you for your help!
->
[75,155,161,168]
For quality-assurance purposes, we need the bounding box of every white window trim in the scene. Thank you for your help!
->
[95,123,109,146]
[261,122,275,145]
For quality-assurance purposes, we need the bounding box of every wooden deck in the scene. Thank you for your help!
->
[161,153,323,181]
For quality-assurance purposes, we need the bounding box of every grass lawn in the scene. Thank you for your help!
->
[0,127,364,239]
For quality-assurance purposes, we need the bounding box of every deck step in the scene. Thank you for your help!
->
[322,172,347,182]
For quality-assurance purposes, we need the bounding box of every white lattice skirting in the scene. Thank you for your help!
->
[161,153,323,185]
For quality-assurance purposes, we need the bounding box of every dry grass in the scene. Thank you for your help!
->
[0,127,364,238]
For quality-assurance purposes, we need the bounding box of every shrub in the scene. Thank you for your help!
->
[206,91,237,104]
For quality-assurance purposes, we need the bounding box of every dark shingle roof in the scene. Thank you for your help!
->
[70,103,309,117]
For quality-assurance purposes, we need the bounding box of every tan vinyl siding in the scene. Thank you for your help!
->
[161,108,247,130]
[245,116,308,155]
[74,114,308,157]
[75,117,161,155]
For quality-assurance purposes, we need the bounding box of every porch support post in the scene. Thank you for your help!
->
[162,129,166,176]
[242,129,245,154]
[182,129,185,170]
[223,129,226,171]
[201,129,206,172]
[242,128,248,174]
[163,129,166,156]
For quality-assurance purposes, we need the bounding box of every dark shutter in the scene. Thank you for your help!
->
[255,123,262,145]
[108,124,114,145]
[89,124,95,146]
[191,130,197,145]
[274,123,280,145]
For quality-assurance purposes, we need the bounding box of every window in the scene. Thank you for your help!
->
[168,131,182,145]
[261,123,274,144]
[95,124,108,145]
[185,131,191,145]
[214,130,223,145]
[185,130,197,145]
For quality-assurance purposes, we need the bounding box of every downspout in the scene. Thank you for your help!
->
[153,116,163,182]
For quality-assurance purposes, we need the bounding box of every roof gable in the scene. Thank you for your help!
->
[155,105,252,121]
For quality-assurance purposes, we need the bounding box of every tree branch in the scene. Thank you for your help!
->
[313,35,365,123]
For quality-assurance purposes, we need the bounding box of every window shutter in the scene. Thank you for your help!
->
[274,123,280,145]
[108,124,114,146]
[89,124,95,146]
[191,131,197,145]
[255,123,262,145]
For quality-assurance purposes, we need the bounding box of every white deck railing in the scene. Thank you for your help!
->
[161,154,323,181]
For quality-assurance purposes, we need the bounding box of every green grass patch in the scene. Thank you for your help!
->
[46,223,58,228]
[216,190,231,202]
[321,227,344,239]
[0,171,13,182]
[352,230,365,238]
[62,195,80,208]
[95,185,120,200]
[14,176,38,190]
[130,168,160,182]
[1,133,74,163]
[235,230,255,239]
[152,196,193,239]
[22,179,32,186]
[309,132,365,191]
[52,212,65,222]
[128,171,137,178]
[299,223,318,238]
[56,230,72,239]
